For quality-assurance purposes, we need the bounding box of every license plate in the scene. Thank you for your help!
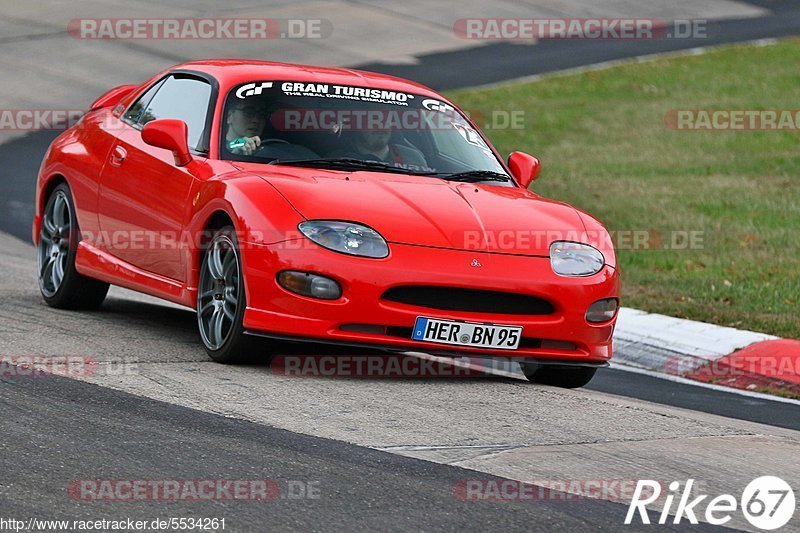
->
[412,317,522,350]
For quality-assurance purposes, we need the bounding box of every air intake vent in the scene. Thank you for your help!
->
[382,286,554,315]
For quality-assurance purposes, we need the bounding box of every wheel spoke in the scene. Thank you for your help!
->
[211,307,224,345]
[51,256,62,289]
[43,216,56,236]
[53,195,67,227]
[222,249,235,278]
[223,301,235,322]
[224,286,237,306]
[207,245,224,279]
[58,252,67,280]
[200,288,215,300]
[40,255,54,282]
[199,299,215,316]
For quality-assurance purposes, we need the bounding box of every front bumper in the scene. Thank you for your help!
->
[240,240,620,363]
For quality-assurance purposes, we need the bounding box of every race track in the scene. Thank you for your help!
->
[2,228,798,531]
[1,1,799,530]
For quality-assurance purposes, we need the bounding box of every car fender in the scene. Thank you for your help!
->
[33,111,118,244]
[185,174,306,295]
[574,208,617,270]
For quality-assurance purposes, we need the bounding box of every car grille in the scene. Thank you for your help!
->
[381,286,554,315]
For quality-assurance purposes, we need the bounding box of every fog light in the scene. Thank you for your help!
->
[278,271,341,300]
[586,298,618,323]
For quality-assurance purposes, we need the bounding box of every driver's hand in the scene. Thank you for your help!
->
[231,136,261,155]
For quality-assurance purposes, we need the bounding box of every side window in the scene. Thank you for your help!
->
[124,80,163,124]
[136,76,212,150]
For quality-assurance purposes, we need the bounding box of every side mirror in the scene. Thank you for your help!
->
[507,151,541,189]
[142,119,192,167]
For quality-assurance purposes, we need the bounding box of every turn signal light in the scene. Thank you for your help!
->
[586,298,619,323]
[278,271,342,300]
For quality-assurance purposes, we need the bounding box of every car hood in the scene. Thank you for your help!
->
[247,168,589,257]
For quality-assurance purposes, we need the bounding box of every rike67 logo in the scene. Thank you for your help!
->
[626,477,795,530]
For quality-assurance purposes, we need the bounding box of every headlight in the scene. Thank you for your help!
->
[298,220,389,258]
[550,241,605,277]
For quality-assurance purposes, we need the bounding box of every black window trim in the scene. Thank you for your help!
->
[121,77,166,129]
[217,79,514,180]
[121,69,219,155]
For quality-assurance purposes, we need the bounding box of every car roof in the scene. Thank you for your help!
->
[175,59,442,98]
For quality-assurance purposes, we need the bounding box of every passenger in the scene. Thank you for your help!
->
[333,130,428,170]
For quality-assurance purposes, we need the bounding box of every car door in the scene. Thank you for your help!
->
[98,74,214,282]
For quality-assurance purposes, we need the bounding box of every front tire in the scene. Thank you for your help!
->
[197,226,262,364]
[37,183,109,310]
[520,363,597,389]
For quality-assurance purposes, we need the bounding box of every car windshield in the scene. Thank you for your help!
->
[221,80,510,181]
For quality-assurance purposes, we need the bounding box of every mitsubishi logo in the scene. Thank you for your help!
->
[470,259,482,267]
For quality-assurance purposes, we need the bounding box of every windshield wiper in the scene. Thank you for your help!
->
[439,170,512,183]
[268,158,438,176]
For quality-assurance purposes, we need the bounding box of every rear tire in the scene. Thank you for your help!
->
[520,363,597,389]
[197,226,265,364]
[37,182,109,310]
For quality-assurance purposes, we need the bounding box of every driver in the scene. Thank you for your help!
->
[225,99,317,160]
[336,130,428,170]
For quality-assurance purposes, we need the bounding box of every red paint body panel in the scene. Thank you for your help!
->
[90,84,138,111]
[241,242,618,361]
[97,121,198,282]
[34,60,620,363]
[239,163,586,256]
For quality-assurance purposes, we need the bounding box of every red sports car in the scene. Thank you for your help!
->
[34,60,619,387]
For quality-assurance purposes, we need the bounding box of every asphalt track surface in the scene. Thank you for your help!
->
[1,373,721,532]
[1,207,798,532]
[590,367,800,432]
[1,2,800,531]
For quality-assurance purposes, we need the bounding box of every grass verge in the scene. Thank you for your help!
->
[448,39,800,338]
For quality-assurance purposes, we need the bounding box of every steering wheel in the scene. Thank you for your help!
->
[255,138,290,151]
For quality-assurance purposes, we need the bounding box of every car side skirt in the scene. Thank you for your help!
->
[75,241,195,308]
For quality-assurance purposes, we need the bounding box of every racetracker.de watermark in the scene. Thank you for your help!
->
[0,107,523,132]
[453,479,658,503]
[0,355,137,378]
[271,355,484,378]
[68,18,332,40]
[456,229,705,252]
[68,229,705,252]
[67,479,320,501]
[453,18,707,40]
[0,109,83,131]
[269,108,526,132]
[0,355,96,378]
[665,354,800,380]
[665,109,800,131]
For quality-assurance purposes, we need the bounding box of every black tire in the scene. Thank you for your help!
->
[197,226,266,364]
[37,182,109,310]
[520,363,597,389]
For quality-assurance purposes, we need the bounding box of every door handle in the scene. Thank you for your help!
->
[110,145,127,167]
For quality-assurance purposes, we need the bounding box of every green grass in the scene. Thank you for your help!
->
[447,39,800,338]
[755,388,800,400]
